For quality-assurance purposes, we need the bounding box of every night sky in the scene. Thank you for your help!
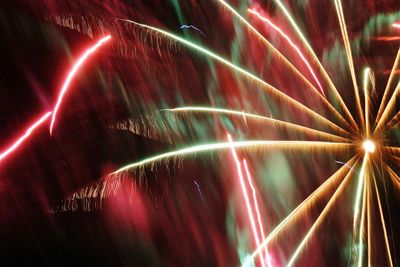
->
[0,1,400,266]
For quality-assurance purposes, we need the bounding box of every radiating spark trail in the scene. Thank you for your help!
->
[357,174,367,267]
[385,163,400,189]
[243,159,271,266]
[392,23,400,29]
[120,19,351,137]
[367,170,372,267]
[354,154,368,228]
[216,0,355,133]
[386,110,400,130]
[243,157,357,266]
[374,81,400,133]
[286,160,356,267]
[180,24,205,36]
[162,107,350,142]
[271,0,359,131]
[374,48,400,129]
[227,134,265,267]
[384,146,400,154]
[112,141,352,175]
[363,68,371,136]
[0,112,52,162]
[49,35,111,135]
[334,0,364,127]
[373,173,394,267]
[248,9,325,97]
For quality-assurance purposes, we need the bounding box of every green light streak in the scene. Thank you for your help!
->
[113,140,351,174]
[118,18,349,136]
[354,153,368,225]
[216,0,354,133]
[363,67,371,136]
[162,106,350,142]
[357,174,367,267]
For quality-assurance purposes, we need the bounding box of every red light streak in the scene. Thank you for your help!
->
[248,8,325,97]
[0,112,52,162]
[228,134,266,266]
[50,35,111,135]
[243,159,272,266]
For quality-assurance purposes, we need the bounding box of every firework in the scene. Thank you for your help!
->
[3,0,400,266]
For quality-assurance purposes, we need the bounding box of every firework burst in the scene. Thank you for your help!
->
[50,0,400,266]
[3,0,400,266]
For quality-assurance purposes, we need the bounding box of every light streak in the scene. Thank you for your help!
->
[243,157,357,266]
[371,36,400,41]
[216,0,355,133]
[194,180,206,207]
[357,173,367,267]
[367,170,372,267]
[334,0,364,127]
[385,163,400,190]
[0,112,52,162]
[334,160,358,174]
[163,106,350,142]
[243,159,271,266]
[228,134,265,267]
[354,153,368,228]
[286,160,356,267]
[374,81,400,133]
[271,0,358,131]
[49,35,111,135]
[374,48,400,129]
[385,110,400,130]
[248,9,325,97]
[180,24,205,36]
[372,174,394,267]
[112,140,352,174]
[120,19,351,136]
[363,68,371,136]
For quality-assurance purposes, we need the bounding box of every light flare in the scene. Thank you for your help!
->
[392,23,400,29]
[363,140,375,153]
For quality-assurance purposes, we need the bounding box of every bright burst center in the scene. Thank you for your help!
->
[362,139,376,153]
